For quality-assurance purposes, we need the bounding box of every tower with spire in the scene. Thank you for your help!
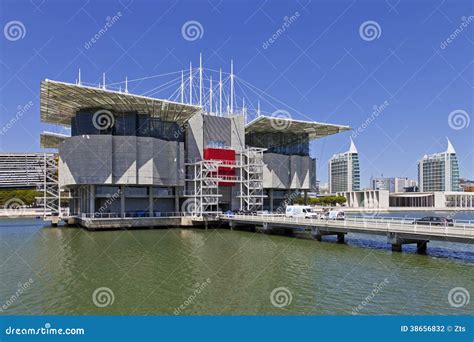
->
[418,138,460,192]
[328,138,360,193]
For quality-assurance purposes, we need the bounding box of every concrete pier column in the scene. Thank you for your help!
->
[269,189,274,213]
[120,185,125,218]
[174,187,180,213]
[337,233,345,244]
[148,186,153,217]
[416,241,428,254]
[89,185,95,215]
[304,190,308,205]
[391,244,402,252]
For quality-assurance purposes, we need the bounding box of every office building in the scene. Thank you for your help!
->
[328,138,360,193]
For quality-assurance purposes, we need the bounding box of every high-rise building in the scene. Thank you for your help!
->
[328,138,360,193]
[418,138,460,192]
[370,177,417,193]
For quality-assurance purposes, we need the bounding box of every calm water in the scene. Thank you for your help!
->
[0,217,473,315]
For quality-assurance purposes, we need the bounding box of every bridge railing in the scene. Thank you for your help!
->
[222,214,474,237]
[80,212,193,219]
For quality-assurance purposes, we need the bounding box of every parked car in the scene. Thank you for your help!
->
[321,210,345,220]
[413,216,453,226]
[285,205,319,219]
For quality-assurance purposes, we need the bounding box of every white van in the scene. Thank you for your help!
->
[285,205,319,219]
[325,210,345,220]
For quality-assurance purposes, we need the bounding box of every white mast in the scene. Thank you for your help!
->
[257,100,261,117]
[78,68,81,86]
[209,76,213,114]
[125,76,128,93]
[180,70,184,103]
[189,62,192,105]
[219,68,223,117]
[102,73,106,90]
[230,60,234,114]
[199,53,203,107]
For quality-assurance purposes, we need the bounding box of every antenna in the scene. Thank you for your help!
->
[78,68,81,86]
[125,76,128,93]
[209,75,213,114]
[102,73,106,90]
[257,100,261,117]
[189,62,192,105]
[219,68,223,117]
[230,60,234,114]
[180,70,184,103]
[199,53,203,107]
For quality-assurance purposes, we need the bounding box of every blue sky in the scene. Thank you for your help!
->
[0,0,472,186]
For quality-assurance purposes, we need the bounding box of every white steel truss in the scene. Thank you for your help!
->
[185,160,222,216]
[238,147,265,212]
[41,154,61,219]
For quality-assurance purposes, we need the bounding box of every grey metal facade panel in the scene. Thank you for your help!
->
[203,115,231,147]
[230,114,246,150]
[186,113,203,160]
[262,153,290,189]
[112,136,137,184]
[137,136,154,184]
[59,135,182,187]
[59,135,113,186]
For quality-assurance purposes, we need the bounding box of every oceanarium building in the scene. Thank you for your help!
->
[39,79,349,218]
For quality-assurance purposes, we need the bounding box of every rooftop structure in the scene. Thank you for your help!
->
[370,176,417,193]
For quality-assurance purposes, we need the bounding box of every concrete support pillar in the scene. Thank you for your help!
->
[148,186,153,217]
[175,187,180,213]
[337,233,345,244]
[304,190,308,205]
[89,185,95,215]
[416,241,427,254]
[120,185,125,218]
[269,189,274,213]
[391,244,402,252]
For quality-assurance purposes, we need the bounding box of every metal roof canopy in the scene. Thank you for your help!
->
[244,115,351,140]
[40,80,202,127]
[40,131,69,149]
